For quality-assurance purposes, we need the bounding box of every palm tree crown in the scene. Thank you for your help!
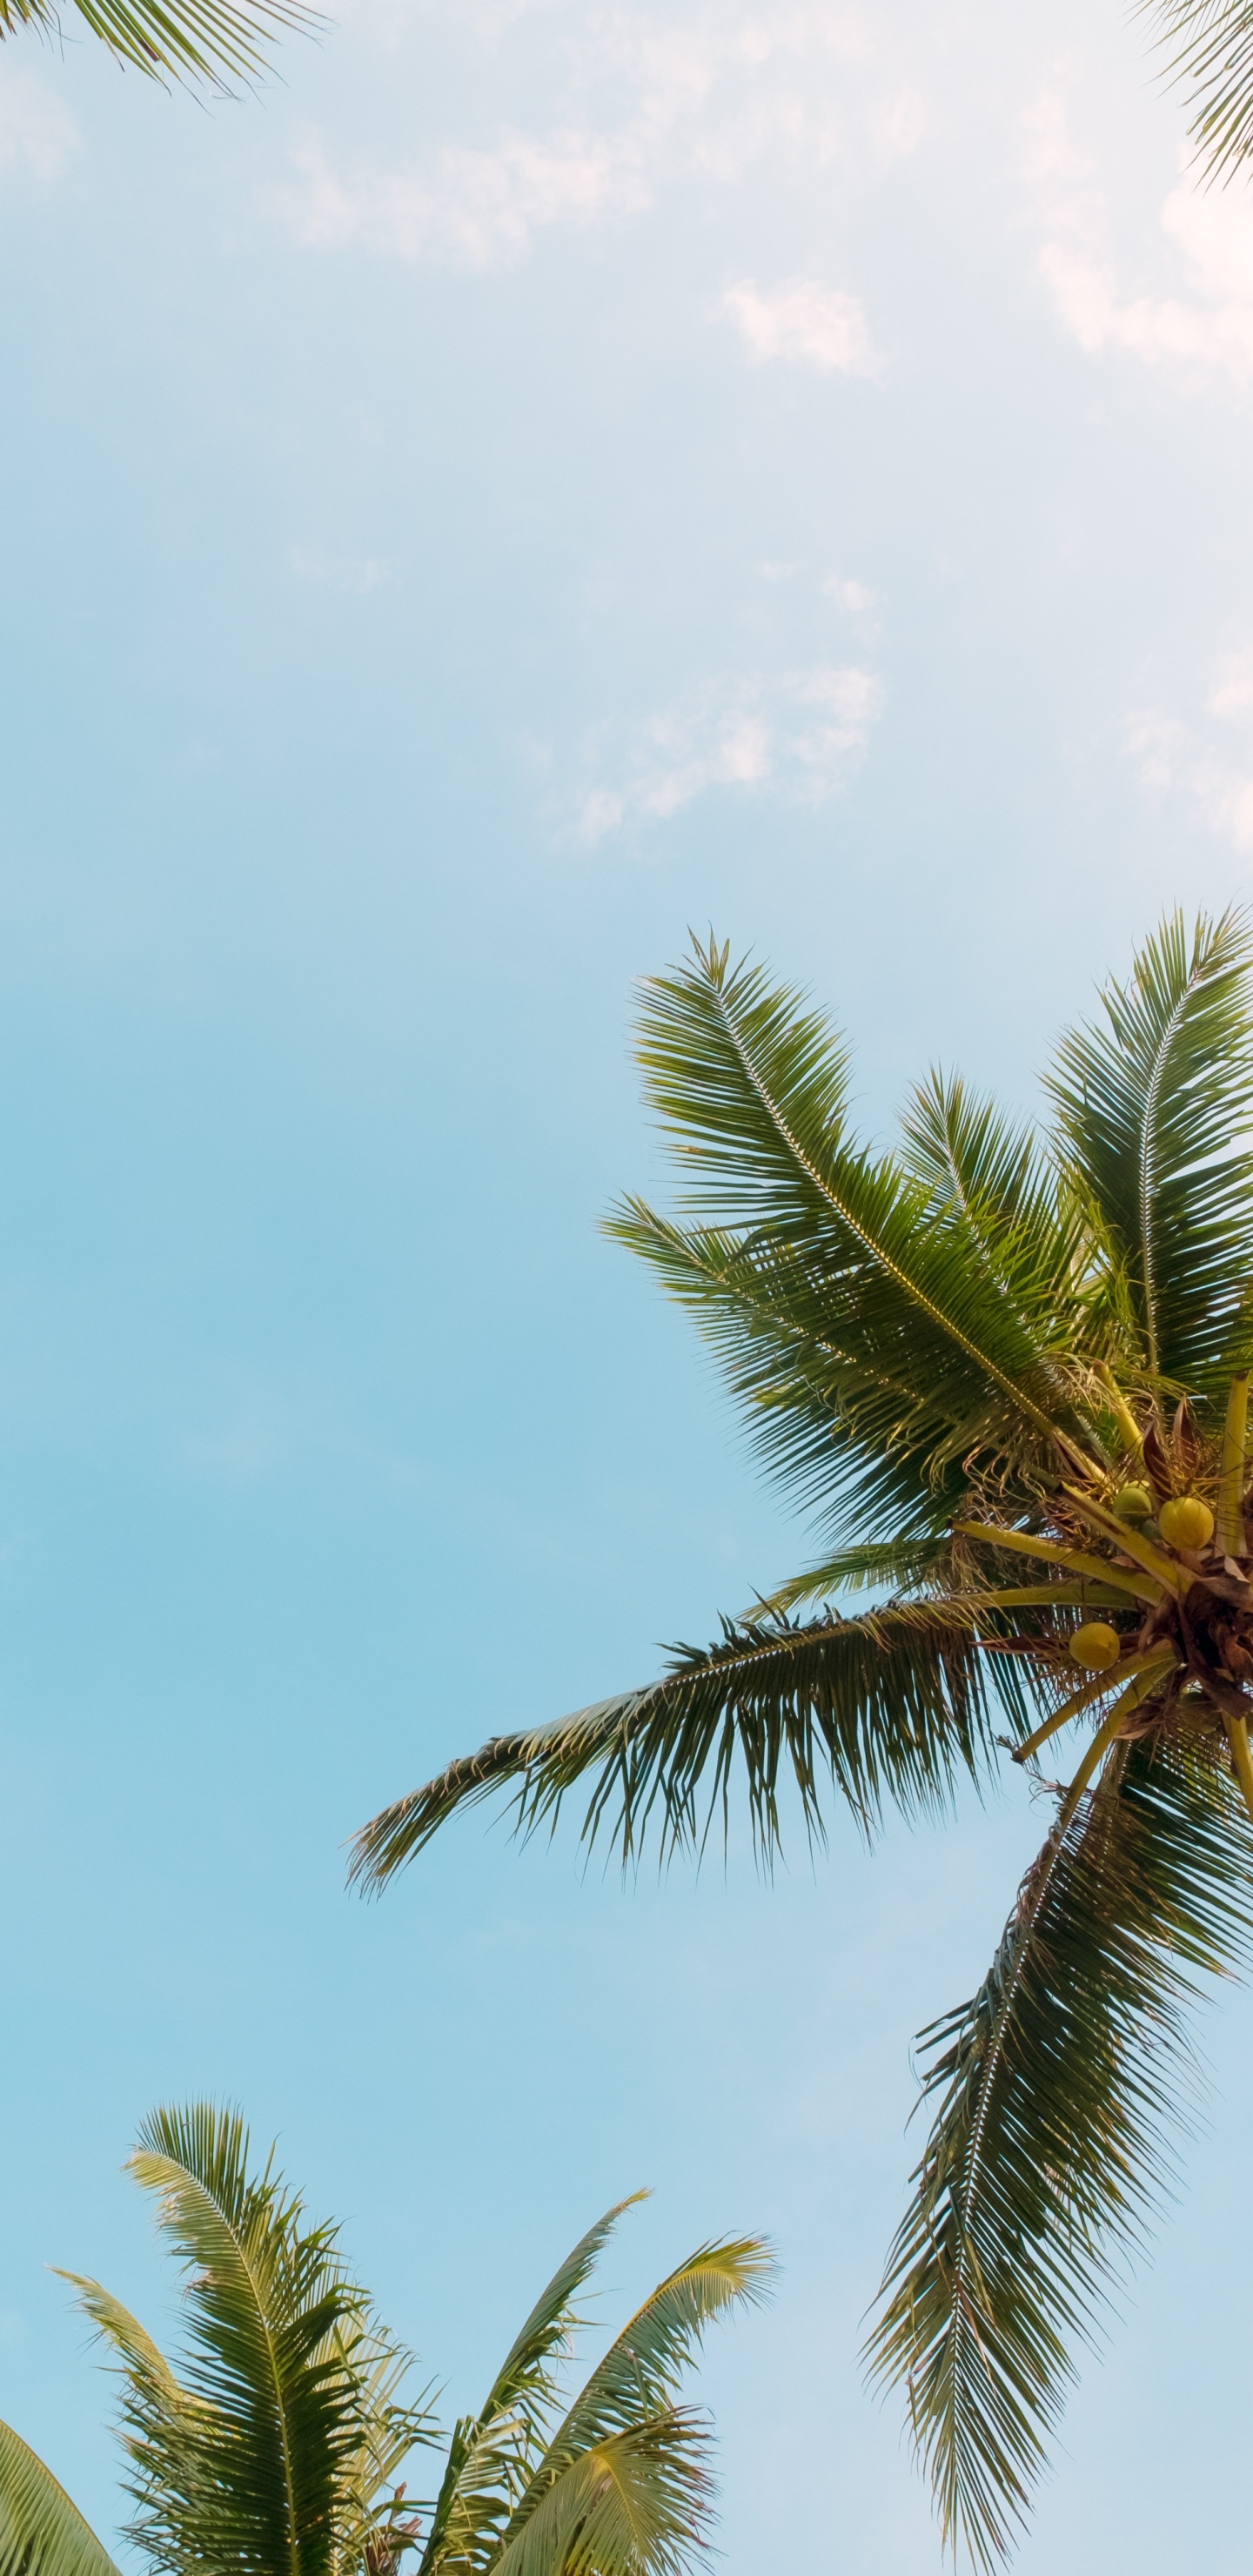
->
[0,2103,771,2576]
[352,909,1253,2564]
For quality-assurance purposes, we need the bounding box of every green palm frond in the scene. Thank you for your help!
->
[748,1533,954,1612]
[491,2419,711,2576]
[0,2420,119,2576]
[112,2103,405,2576]
[866,1725,1253,2570]
[490,2241,771,2576]
[477,2201,643,2448]
[616,942,1090,1493]
[1140,0,1253,178]
[53,2277,181,2399]
[1048,909,1253,1400]
[350,1600,1019,1889]
[0,0,319,92]
[535,2239,772,2446]
[898,1073,1094,1405]
[607,1204,991,1548]
[336,2330,440,2576]
[419,2202,643,2576]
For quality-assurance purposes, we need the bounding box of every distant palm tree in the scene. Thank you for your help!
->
[0,0,315,99]
[0,2103,769,2576]
[352,911,1253,2565]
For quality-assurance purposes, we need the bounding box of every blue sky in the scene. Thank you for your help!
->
[2,0,1253,2566]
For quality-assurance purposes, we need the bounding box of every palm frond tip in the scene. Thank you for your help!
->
[0,0,321,93]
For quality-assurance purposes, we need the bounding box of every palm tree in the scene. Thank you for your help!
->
[0,2103,770,2576]
[352,909,1253,2566]
[0,0,315,100]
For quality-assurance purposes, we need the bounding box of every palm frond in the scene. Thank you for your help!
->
[491,2241,772,2576]
[866,1724,1253,2568]
[748,1533,954,1613]
[117,2103,388,2576]
[1048,909,1253,1399]
[1139,0,1253,178]
[616,942,1093,1508]
[55,2277,181,2399]
[336,2333,441,2576]
[419,2203,641,2576]
[607,1204,993,1547]
[350,1600,1020,1890]
[538,2240,773,2446]
[478,2202,642,2445]
[0,0,320,92]
[0,2420,119,2576]
[490,2418,712,2576]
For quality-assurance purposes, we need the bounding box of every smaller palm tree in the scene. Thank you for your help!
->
[0,2103,771,2576]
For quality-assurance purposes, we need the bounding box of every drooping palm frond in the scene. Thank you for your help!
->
[1049,910,1253,1402]
[866,1724,1253,2570]
[0,2421,119,2576]
[350,1599,1022,1889]
[0,0,318,93]
[488,2240,772,2576]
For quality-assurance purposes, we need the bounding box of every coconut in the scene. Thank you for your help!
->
[1112,1483,1153,1520]
[1069,1621,1122,1671]
[1158,1495,1215,1551]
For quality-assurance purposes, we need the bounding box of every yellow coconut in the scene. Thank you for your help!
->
[1112,1482,1153,1520]
[1158,1496,1215,1552]
[1069,1621,1122,1671]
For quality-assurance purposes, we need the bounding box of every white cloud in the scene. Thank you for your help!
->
[569,663,882,842]
[721,277,879,374]
[823,574,874,609]
[289,545,395,594]
[265,5,928,267]
[1124,647,1253,850]
[0,72,77,182]
[1024,80,1253,387]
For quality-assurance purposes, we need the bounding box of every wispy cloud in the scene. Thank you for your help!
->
[289,545,395,594]
[566,664,882,843]
[822,574,875,609]
[1023,78,1253,388]
[721,277,879,374]
[270,124,654,264]
[1124,647,1253,849]
[0,72,77,182]
[265,5,926,267]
